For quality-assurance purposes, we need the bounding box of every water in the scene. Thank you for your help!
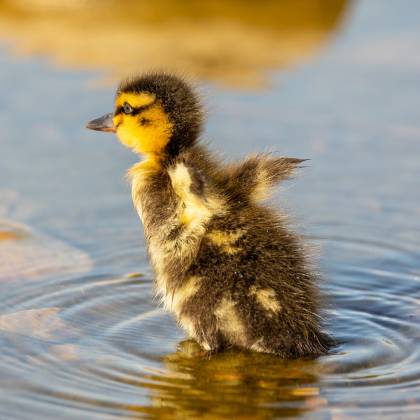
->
[1,1,420,418]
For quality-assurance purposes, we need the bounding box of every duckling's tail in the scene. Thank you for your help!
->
[222,154,307,202]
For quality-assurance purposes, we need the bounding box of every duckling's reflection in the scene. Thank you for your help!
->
[143,340,327,418]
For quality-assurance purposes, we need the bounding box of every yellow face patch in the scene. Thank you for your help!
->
[113,92,174,156]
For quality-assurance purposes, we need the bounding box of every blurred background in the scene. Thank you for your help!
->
[1,1,420,419]
[0,0,348,87]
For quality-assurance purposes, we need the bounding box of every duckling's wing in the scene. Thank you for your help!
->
[222,154,307,202]
[168,161,224,226]
[168,161,205,200]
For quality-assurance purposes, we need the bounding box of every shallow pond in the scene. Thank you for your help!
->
[1,1,420,418]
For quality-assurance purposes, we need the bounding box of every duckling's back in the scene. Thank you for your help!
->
[131,146,332,357]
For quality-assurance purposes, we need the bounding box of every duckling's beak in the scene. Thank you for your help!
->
[86,113,116,133]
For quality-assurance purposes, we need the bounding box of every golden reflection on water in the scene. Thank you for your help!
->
[135,341,325,418]
[0,0,349,88]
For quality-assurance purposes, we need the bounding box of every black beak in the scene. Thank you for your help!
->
[86,113,116,132]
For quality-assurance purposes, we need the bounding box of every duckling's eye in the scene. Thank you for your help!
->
[123,102,133,115]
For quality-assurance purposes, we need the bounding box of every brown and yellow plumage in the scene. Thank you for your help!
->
[87,72,332,357]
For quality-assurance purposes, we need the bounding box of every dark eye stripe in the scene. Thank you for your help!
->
[114,98,157,116]
[131,99,157,115]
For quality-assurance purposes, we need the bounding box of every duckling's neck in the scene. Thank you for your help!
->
[131,142,196,173]
[128,153,163,176]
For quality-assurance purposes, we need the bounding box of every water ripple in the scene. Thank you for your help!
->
[1,230,420,417]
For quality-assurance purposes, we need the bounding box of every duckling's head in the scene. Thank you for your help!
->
[87,73,203,158]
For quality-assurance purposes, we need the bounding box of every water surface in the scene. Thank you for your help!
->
[1,1,420,418]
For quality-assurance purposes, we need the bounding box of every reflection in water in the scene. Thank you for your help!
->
[152,341,324,418]
[0,219,92,281]
[0,218,28,240]
[0,0,349,87]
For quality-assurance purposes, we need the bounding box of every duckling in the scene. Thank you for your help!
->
[86,72,332,357]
